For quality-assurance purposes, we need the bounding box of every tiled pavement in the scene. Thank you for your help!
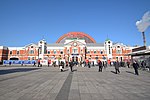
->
[0,65,150,100]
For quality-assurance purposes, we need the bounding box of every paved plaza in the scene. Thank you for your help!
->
[0,65,150,100]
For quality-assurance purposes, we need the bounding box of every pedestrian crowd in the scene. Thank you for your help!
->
[56,59,141,76]
[7,58,145,76]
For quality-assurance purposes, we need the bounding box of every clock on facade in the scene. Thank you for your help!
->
[73,42,77,46]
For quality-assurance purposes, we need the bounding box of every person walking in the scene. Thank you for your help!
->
[115,60,120,74]
[127,61,130,68]
[88,61,91,68]
[38,59,40,67]
[66,61,68,67]
[103,61,107,69]
[85,59,88,67]
[69,60,74,72]
[9,61,11,66]
[98,60,103,72]
[59,61,63,72]
[48,60,51,67]
[33,61,36,67]
[133,61,139,75]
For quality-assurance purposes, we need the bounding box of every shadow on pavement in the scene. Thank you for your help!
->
[62,69,69,72]
[126,71,135,75]
[0,68,41,75]
[73,69,77,72]
[111,71,116,74]
[60,69,77,72]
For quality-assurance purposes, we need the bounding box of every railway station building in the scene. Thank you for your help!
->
[0,32,134,64]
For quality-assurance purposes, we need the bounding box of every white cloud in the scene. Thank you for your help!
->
[136,11,150,32]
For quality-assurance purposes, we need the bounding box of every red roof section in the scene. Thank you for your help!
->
[56,32,96,43]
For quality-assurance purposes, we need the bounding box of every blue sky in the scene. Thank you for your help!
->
[0,0,150,47]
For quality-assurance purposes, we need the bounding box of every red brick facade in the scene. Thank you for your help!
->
[0,32,132,63]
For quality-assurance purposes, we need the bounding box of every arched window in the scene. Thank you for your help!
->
[60,51,63,54]
[29,50,34,54]
[10,51,12,55]
[17,51,19,55]
[54,50,56,54]
[48,51,50,54]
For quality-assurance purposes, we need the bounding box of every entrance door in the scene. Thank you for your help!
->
[72,57,74,62]
[76,57,78,62]
[72,56,78,62]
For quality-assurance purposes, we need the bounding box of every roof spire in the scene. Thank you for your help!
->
[105,34,110,41]
[42,34,45,41]
[107,34,108,39]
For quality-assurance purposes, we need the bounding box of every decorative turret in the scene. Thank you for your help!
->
[104,39,112,59]
[38,39,47,59]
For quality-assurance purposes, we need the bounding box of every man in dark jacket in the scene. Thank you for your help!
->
[115,60,120,74]
[69,60,74,72]
[133,61,139,75]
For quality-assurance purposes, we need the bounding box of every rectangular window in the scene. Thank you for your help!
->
[116,50,122,54]
[39,47,42,54]
[116,57,118,60]
[28,57,30,60]
[94,50,96,54]
[29,50,34,54]
[67,49,69,54]
[120,57,122,61]
[48,51,50,54]
[95,56,98,59]
[81,50,83,54]
[72,49,78,54]
[10,51,12,55]
[109,45,111,54]
[44,46,47,54]
[17,51,19,55]
[54,50,56,54]
[116,50,119,54]
[32,57,34,60]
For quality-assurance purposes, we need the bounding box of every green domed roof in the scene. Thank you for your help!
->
[105,38,110,41]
